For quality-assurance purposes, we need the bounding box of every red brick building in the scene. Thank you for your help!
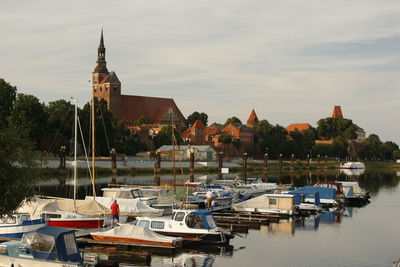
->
[92,30,186,131]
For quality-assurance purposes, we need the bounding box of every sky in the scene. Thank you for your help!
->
[1,1,399,144]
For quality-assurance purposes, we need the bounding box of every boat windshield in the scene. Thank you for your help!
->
[185,214,205,229]
[205,215,217,229]
[131,189,144,198]
[22,231,57,255]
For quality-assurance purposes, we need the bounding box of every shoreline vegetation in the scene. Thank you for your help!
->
[36,160,400,178]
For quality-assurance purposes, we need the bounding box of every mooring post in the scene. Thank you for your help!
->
[291,154,295,170]
[263,152,269,182]
[317,154,321,170]
[243,152,248,182]
[189,150,195,182]
[218,151,224,180]
[59,145,66,169]
[110,148,117,183]
[154,150,161,186]
[279,154,283,184]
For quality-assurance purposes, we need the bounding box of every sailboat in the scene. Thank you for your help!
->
[41,99,105,228]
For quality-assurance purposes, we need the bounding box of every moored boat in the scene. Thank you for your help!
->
[90,223,182,248]
[134,209,233,245]
[0,214,46,238]
[0,226,83,266]
[340,161,365,169]
[42,210,104,229]
[231,194,297,215]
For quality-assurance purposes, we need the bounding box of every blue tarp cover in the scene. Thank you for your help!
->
[290,186,336,200]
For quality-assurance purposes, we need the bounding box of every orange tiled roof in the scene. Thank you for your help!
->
[286,123,312,132]
[192,120,205,129]
[206,126,219,136]
[118,95,186,124]
[181,128,191,139]
[247,109,259,123]
[315,139,333,145]
[221,123,240,138]
[332,106,343,118]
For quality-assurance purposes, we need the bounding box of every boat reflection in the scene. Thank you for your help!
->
[340,168,365,176]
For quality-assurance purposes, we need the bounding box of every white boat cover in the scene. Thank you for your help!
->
[91,224,182,243]
[85,196,163,216]
[17,196,109,218]
[17,197,60,218]
[232,194,293,211]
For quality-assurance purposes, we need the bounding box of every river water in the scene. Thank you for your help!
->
[36,169,400,267]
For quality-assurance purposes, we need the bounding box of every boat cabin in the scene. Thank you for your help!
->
[315,182,344,195]
[137,210,217,231]
[101,187,158,205]
[232,194,296,215]
[0,214,33,225]
[0,226,82,265]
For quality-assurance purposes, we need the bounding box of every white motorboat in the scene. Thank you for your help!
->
[134,209,233,245]
[91,223,182,248]
[340,161,365,169]
[232,194,297,215]
[0,214,46,238]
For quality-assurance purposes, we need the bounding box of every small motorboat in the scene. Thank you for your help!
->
[292,186,339,207]
[135,209,233,245]
[340,161,365,169]
[0,226,83,266]
[0,213,46,238]
[91,223,183,248]
[231,194,297,215]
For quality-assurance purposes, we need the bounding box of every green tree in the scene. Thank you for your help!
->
[0,125,39,215]
[224,116,242,126]
[0,79,17,129]
[187,111,208,126]
[317,117,357,140]
[219,134,232,144]
[154,125,182,148]
[45,99,75,153]
[9,94,48,148]
[359,134,382,160]
[79,98,137,156]
[133,116,152,126]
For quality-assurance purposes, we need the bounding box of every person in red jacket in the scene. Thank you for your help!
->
[110,199,120,227]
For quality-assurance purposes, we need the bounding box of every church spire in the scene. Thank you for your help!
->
[93,29,109,74]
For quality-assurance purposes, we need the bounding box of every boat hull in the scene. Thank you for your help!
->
[47,219,104,229]
[154,230,232,245]
[0,254,81,267]
[0,220,46,238]
[91,234,181,247]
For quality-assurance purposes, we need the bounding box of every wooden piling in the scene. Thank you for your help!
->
[189,150,194,182]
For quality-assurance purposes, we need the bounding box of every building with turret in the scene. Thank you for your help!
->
[92,30,186,131]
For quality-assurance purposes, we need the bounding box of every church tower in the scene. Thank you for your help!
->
[92,30,122,118]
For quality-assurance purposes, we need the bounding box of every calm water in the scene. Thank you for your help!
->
[36,169,400,267]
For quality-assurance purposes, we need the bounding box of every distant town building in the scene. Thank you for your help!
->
[181,120,206,145]
[92,30,186,131]
[246,109,259,128]
[286,123,313,132]
[157,145,216,161]
[332,105,343,118]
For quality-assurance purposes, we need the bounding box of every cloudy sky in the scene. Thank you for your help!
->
[1,1,399,144]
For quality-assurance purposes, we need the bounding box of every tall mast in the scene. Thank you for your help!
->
[91,86,96,199]
[73,99,77,213]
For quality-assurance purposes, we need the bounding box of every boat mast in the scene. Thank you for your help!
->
[72,98,77,213]
[91,85,96,199]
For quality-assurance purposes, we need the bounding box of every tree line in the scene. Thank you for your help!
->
[1,78,399,160]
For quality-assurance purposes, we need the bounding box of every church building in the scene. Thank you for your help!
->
[92,30,186,131]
